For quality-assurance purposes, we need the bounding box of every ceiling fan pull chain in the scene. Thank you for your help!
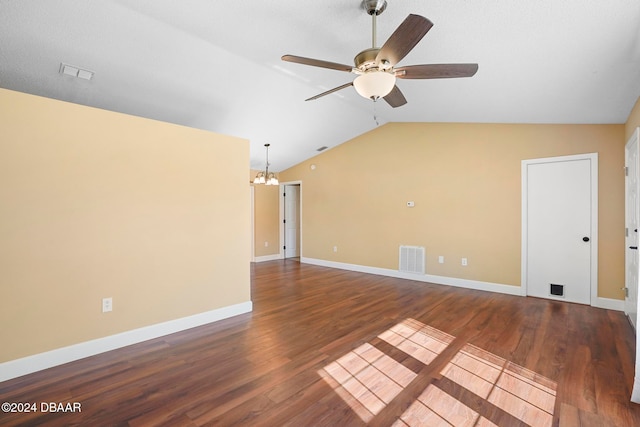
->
[373,99,380,126]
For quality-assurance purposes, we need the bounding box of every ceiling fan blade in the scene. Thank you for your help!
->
[383,85,407,108]
[376,14,433,67]
[305,82,354,101]
[395,63,479,79]
[282,55,353,72]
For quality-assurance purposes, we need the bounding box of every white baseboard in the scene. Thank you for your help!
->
[632,377,640,403]
[253,254,283,263]
[592,297,625,311]
[301,257,522,296]
[301,258,625,311]
[0,301,253,383]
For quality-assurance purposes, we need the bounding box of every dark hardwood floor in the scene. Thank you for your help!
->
[1,259,639,426]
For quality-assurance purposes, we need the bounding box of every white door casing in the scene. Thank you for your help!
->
[250,185,255,262]
[522,153,598,305]
[626,128,640,404]
[625,128,640,330]
[284,184,300,258]
[280,182,302,259]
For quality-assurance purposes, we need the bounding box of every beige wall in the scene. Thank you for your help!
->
[0,89,250,362]
[626,96,640,141]
[251,170,280,258]
[280,122,625,300]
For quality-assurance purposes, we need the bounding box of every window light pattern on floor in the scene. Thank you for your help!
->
[377,318,454,365]
[440,345,556,427]
[319,318,557,426]
[393,384,499,427]
[319,342,418,422]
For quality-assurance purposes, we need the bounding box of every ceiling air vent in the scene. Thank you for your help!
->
[59,63,94,81]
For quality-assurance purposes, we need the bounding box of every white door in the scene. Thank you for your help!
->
[522,154,597,305]
[284,184,300,258]
[626,128,640,330]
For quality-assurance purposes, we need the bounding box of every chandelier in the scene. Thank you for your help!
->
[253,143,279,185]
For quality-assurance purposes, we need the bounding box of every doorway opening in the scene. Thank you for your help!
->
[280,182,302,260]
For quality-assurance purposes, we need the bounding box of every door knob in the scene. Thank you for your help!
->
[582,237,590,242]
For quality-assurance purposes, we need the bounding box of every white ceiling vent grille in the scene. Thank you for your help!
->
[59,63,94,81]
[399,245,425,275]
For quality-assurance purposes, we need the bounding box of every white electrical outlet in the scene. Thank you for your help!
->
[102,297,113,313]
[438,256,444,264]
[461,258,468,266]
[333,246,338,252]
[264,241,269,247]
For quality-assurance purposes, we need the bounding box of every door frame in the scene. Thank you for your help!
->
[521,153,598,304]
[250,185,255,262]
[628,128,640,404]
[279,181,302,259]
[625,127,640,328]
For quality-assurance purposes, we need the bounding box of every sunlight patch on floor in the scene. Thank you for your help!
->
[485,361,556,426]
[396,384,490,427]
[438,343,556,427]
[319,318,557,426]
[378,319,454,365]
[319,342,417,422]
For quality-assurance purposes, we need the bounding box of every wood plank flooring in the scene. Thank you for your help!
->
[1,259,639,426]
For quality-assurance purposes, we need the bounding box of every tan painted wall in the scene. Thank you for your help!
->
[626,96,640,141]
[251,170,280,258]
[0,89,250,362]
[280,122,625,300]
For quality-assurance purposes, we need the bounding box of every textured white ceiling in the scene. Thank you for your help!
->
[2,0,640,171]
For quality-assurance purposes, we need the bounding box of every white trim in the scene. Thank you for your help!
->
[279,180,303,260]
[632,377,640,403]
[253,254,283,263]
[521,153,599,305]
[301,257,523,296]
[625,127,640,326]
[591,297,625,311]
[301,257,625,312]
[0,301,253,382]
[250,185,255,262]
[628,127,640,406]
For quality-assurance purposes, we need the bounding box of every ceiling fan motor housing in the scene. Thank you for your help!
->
[354,48,381,71]
[362,0,387,15]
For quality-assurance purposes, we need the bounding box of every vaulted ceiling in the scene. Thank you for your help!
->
[2,1,640,171]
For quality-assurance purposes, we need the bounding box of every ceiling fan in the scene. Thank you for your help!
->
[282,0,478,108]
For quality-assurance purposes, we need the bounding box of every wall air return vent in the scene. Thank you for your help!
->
[399,245,425,275]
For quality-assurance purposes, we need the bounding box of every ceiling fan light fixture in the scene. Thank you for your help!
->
[353,71,396,100]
